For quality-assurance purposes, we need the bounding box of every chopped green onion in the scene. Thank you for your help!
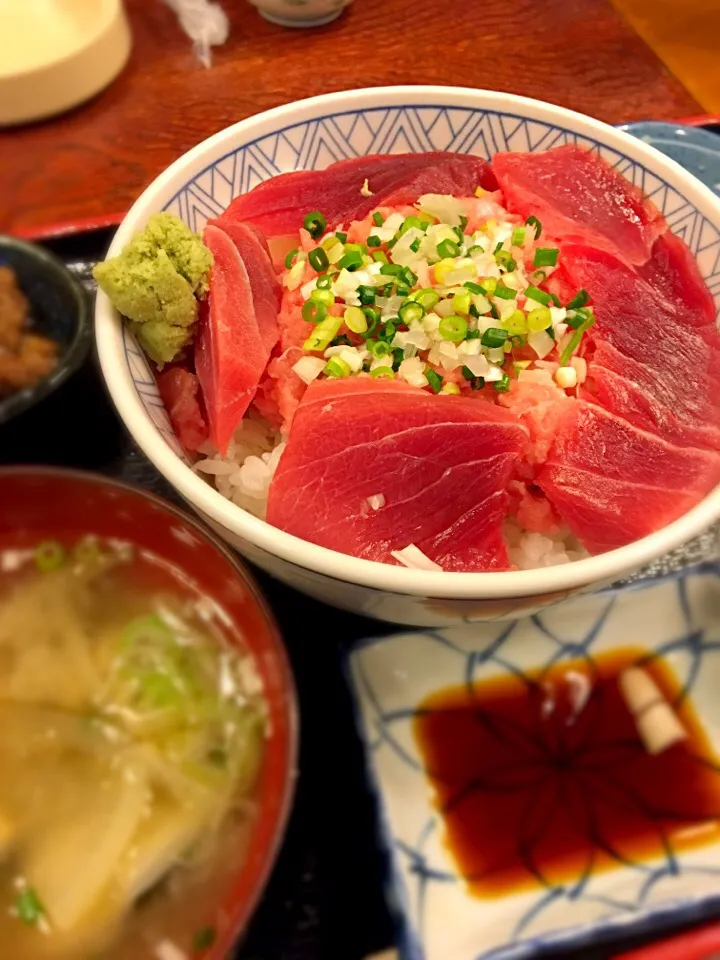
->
[372,212,384,226]
[425,369,443,393]
[503,310,528,335]
[465,328,481,339]
[357,285,376,305]
[370,340,392,359]
[392,348,404,370]
[303,210,326,239]
[525,215,542,238]
[452,225,464,243]
[462,366,485,389]
[395,283,411,298]
[493,283,516,300]
[378,320,397,341]
[481,327,507,348]
[400,215,426,234]
[345,243,367,257]
[413,288,440,312]
[559,314,596,365]
[35,540,65,572]
[379,263,404,277]
[510,334,527,348]
[452,291,471,315]
[489,303,500,319]
[362,307,381,335]
[480,277,497,295]
[494,372,511,393]
[401,266,417,287]
[344,306,367,334]
[301,300,327,325]
[324,357,351,378]
[524,285,552,306]
[467,244,485,256]
[310,288,334,309]
[511,226,526,247]
[371,250,389,264]
[367,235,381,248]
[409,237,421,253]
[494,249,517,272]
[337,251,363,271]
[303,315,343,351]
[439,315,468,342]
[335,231,347,244]
[566,306,594,329]
[437,238,461,258]
[284,248,299,270]
[370,366,395,379]
[331,334,352,347]
[469,305,480,319]
[399,301,425,325]
[193,926,217,952]
[74,536,104,566]
[459,215,468,231]
[316,275,332,290]
[463,281,484,294]
[15,888,44,927]
[386,236,398,250]
[533,247,559,268]
[532,270,547,284]
[527,306,552,331]
[549,292,561,307]
[567,288,590,309]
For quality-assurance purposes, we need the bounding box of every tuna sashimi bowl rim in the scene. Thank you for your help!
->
[95,85,720,600]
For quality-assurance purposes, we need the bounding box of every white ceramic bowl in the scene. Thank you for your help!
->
[95,86,720,627]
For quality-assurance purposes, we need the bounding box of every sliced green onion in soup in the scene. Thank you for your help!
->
[34,541,66,573]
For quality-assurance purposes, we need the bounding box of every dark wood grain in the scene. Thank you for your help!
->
[0,0,701,233]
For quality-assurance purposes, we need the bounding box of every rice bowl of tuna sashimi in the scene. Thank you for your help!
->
[95,87,720,626]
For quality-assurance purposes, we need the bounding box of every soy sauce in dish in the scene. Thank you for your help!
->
[414,648,720,898]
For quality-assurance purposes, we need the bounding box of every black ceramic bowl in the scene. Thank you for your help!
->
[0,236,92,426]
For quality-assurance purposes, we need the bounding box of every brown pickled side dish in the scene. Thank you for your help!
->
[0,267,58,396]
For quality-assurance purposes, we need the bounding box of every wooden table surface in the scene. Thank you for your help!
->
[0,0,703,234]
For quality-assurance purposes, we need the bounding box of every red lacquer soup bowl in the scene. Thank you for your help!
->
[0,466,298,960]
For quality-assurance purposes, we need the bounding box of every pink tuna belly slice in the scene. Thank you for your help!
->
[492,145,666,265]
[156,366,208,453]
[220,152,498,237]
[266,378,528,572]
[196,224,278,455]
[537,403,720,554]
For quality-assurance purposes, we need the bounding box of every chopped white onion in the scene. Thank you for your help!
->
[460,353,491,377]
[292,356,326,384]
[360,178,373,196]
[367,494,386,511]
[571,356,588,383]
[155,941,188,960]
[416,193,466,226]
[528,329,555,359]
[391,544,444,571]
[398,357,428,388]
[555,366,578,389]
[284,260,306,290]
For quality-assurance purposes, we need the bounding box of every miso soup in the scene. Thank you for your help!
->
[0,536,266,959]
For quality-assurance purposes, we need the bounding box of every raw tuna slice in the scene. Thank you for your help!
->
[558,243,720,452]
[220,152,497,239]
[638,231,717,331]
[537,403,720,553]
[156,366,208,453]
[207,217,281,353]
[196,224,278,454]
[266,378,528,571]
[492,146,665,265]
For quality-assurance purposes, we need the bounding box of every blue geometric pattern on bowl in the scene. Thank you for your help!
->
[621,121,720,199]
[123,103,720,455]
[347,566,720,960]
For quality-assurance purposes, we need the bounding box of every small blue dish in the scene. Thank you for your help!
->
[0,236,92,426]
[621,121,720,198]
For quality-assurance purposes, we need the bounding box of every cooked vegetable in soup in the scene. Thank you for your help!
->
[0,536,266,959]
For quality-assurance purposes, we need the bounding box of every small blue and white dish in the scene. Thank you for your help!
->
[0,236,91,426]
[348,565,720,959]
[622,121,720,199]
